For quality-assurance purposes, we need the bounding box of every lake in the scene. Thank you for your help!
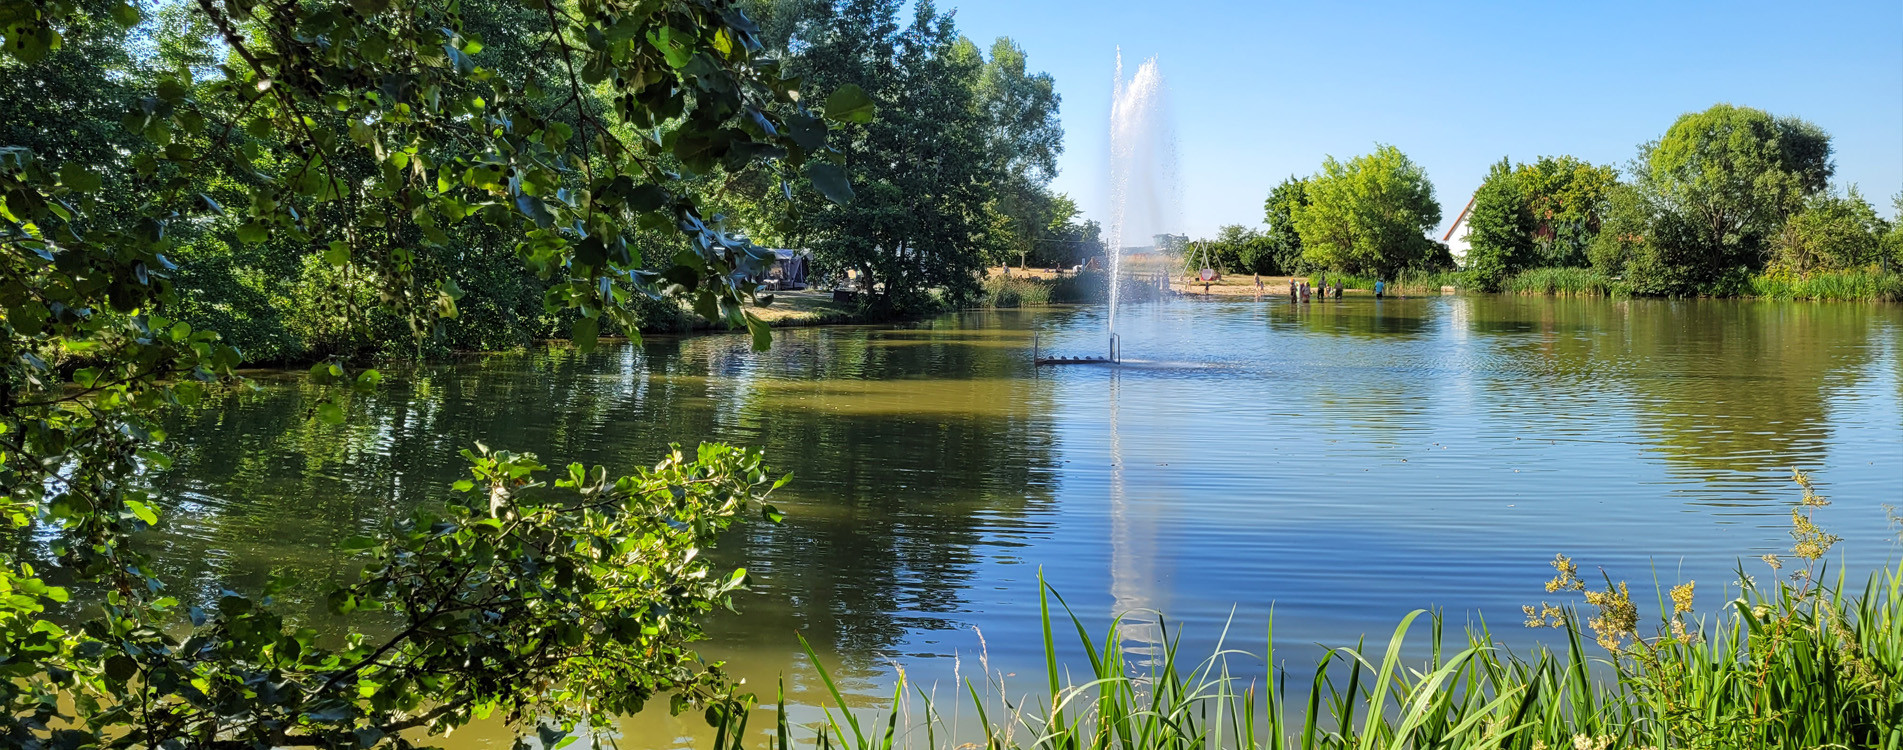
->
[144,293,1902,746]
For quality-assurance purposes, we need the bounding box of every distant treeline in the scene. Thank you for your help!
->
[1188,104,1901,300]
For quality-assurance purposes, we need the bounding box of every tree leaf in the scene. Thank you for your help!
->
[59,162,102,193]
[823,84,875,124]
[745,313,771,351]
[805,163,854,205]
[572,317,599,353]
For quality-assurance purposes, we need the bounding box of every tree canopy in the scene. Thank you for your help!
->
[1291,145,1442,277]
[0,0,857,745]
[1591,103,1846,294]
[1464,155,1617,290]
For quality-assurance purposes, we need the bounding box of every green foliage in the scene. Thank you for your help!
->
[779,1,1063,311]
[1,0,855,745]
[1633,103,1834,286]
[1769,188,1890,274]
[1261,175,1310,275]
[1748,268,1903,302]
[1504,266,1629,297]
[1520,155,1620,267]
[1187,224,1281,276]
[1464,159,1535,292]
[1292,144,1442,277]
[1465,156,1619,291]
[977,273,1052,308]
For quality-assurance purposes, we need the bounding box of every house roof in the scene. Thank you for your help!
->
[1442,192,1478,242]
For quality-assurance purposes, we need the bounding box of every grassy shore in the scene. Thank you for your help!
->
[716,474,1899,750]
[1491,267,1903,302]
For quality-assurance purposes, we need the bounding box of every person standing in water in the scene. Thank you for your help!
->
[1334,280,1343,299]
[1374,279,1385,299]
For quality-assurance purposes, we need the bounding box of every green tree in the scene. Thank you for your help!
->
[1,0,860,745]
[1518,155,1619,267]
[1636,103,1833,279]
[1768,188,1889,274]
[1463,158,1534,291]
[1292,145,1441,277]
[780,0,997,310]
[1261,175,1308,274]
[977,36,1062,268]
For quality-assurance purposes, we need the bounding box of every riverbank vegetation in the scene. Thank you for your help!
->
[741,474,1900,750]
[1462,104,1902,301]
[0,0,869,745]
[1181,104,1901,302]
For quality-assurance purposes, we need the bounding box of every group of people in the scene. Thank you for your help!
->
[1289,274,1343,302]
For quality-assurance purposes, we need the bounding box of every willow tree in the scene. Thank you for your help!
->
[0,0,860,744]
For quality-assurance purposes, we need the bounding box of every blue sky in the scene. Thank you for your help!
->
[944,0,1903,239]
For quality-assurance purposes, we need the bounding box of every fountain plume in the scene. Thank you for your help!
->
[1107,50,1179,333]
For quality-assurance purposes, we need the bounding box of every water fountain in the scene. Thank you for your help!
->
[1036,50,1177,367]
[1106,50,1178,335]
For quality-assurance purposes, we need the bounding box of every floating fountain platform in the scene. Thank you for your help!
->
[1034,333,1119,366]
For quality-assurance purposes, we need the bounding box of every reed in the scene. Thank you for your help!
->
[979,275,1055,308]
[717,476,1901,750]
[1747,268,1903,302]
[1501,268,1627,298]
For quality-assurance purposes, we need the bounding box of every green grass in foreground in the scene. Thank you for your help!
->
[715,472,1900,750]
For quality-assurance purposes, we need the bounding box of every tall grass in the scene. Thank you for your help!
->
[1501,268,1627,298]
[717,475,1901,750]
[1304,271,1462,295]
[979,275,1055,308]
[1747,268,1903,302]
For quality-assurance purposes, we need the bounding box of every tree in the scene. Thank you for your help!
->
[1636,103,1833,276]
[1261,175,1308,274]
[977,37,1062,268]
[1464,159,1535,291]
[1768,188,1888,274]
[779,0,998,310]
[1518,156,1619,267]
[1292,145,1441,277]
[1,0,861,745]
[1035,193,1100,268]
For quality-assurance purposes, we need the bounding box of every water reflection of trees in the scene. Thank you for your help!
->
[1466,297,1885,493]
[140,321,1062,662]
[1266,299,1433,339]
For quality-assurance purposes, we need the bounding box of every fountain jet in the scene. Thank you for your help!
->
[1107,50,1179,335]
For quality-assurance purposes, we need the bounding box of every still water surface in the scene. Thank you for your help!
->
[148,295,1902,746]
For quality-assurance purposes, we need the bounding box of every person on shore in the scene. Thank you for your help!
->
[1374,279,1385,299]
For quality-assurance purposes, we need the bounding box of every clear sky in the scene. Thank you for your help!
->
[942,0,1903,240]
